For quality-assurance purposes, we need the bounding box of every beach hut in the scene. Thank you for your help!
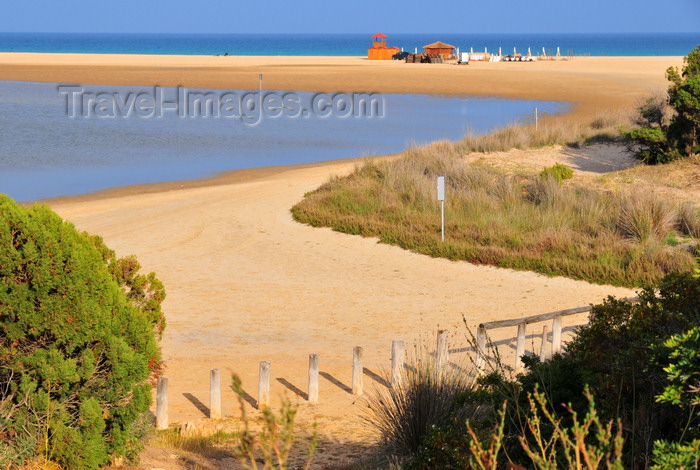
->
[368,33,400,60]
[423,41,456,59]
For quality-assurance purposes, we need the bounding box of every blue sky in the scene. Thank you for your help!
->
[1,0,699,34]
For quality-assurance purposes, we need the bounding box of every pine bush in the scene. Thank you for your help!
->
[0,195,165,469]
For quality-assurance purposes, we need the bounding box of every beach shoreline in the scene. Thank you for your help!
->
[38,155,379,206]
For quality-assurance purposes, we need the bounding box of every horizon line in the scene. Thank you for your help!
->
[2,31,699,36]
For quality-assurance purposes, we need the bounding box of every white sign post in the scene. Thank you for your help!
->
[259,73,263,109]
[437,176,445,242]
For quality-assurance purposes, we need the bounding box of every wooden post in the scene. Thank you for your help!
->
[391,340,405,388]
[209,368,221,419]
[352,346,363,395]
[436,330,448,371]
[258,361,271,409]
[156,377,168,430]
[539,324,549,362]
[476,325,487,372]
[308,354,319,403]
[552,316,562,355]
[515,324,526,373]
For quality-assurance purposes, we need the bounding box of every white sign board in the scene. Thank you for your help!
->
[437,176,445,201]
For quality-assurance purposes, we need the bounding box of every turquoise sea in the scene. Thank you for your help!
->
[0,32,698,56]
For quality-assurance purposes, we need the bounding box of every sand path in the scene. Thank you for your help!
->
[49,157,634,460]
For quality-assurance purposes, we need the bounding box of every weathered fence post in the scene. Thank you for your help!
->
[308,354,319,403]
[476,325,487,372]
[156,377,168,430]
[258,361,271,409]
[352,346,363,395]
[539,324,549,362]
[210,368,221,419]
[391,340,405,388]
[436,330,449,371]
[515,323,527,373]
[552,316,563,355]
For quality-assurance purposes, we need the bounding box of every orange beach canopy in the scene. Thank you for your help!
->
[372,33,388,38]
[423,41,455,49]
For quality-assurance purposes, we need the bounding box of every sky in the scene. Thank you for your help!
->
[1,0,699,35]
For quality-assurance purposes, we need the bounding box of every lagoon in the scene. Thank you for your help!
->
[0,80,568,201]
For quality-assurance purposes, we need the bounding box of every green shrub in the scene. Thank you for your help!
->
[393,274,699,469]
[651,327,700,469]
[651,439,700,470]
[655,327,700,408]
[0,195,165,469]
[508,272,700,467]
[622,45,700,163]
[539,163,574,183]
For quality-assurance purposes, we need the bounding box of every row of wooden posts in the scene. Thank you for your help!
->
[155,298,637,430]
[155,337,425,430]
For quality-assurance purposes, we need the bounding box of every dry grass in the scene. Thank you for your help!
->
[293,119,698,288]
[678,203,700,238]
[363,344,479,456]
[616,193,676,242]
[456,109,628,154]
[149,428,234,456]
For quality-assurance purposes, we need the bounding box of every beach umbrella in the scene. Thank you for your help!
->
[556,46,561,57]
[485,47,487,53]
[498,47,502,55]
[470,47,473,53]
[542,46,546,57]
[513,46,517,55]
[527,47,531,57]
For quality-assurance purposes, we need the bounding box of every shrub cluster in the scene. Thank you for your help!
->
[622,45,700,163]
[539,162,574,182]
[366,272,699,469]
[0,195,165,469]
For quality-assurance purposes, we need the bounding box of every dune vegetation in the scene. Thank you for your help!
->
[292,118,699,287]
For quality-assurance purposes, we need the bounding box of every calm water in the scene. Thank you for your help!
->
[0,81,568,202]
[0,32,698,56]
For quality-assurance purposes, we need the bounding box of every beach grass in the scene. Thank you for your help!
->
[292,119,698,288]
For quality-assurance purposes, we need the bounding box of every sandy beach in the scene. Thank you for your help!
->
[0,53,681,120]
[1,53,678,467]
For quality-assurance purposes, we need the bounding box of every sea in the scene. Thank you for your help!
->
[0,32,697,202]
[0,32,697,56]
